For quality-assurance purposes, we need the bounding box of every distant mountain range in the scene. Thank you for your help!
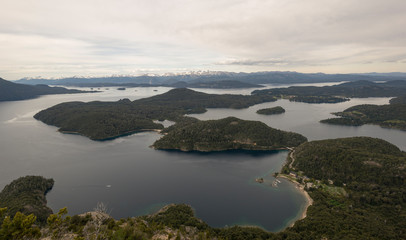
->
[15,71,406,87]
[0,78,89,102]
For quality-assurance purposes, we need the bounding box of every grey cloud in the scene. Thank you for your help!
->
[0,0,405,79]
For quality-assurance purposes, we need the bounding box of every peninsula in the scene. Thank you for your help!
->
[0,176,54,223]
[252,80,406,103]
[0,78,90,102]
[321,95,406,130]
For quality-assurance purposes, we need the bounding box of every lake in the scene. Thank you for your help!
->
[0,84,405,232]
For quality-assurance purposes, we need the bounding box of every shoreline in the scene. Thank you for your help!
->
[59,128,163,141]
[276,147,313,228]
[277,174,313,227]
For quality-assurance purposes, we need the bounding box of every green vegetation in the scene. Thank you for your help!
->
[153,117,307,151]
[256,106,285,115]
[279,137,406,239]
[0,78,89,102]
[0,176,54,223]
[0,210,41,240]
[321,101,406,130]
[253,80,406,103]
[34,99,166,140]
[142,204,209,231]
[390,95,406,104]
[289,95,349,103]
[34,88,277,140]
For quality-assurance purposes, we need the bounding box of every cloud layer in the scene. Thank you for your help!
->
[1,0,405,79]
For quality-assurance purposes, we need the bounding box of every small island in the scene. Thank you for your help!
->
[256,106,285,115]
[153,117,307,151]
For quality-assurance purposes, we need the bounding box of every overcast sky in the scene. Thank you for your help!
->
[1,0,405,80]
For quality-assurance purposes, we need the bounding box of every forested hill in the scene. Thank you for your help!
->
[34,88,277,140]
[136,88,276,110]
[153,117,307,151]
[0,78,89,101]
[280,137,406,239]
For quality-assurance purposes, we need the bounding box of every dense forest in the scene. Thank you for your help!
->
[252,80,406,103]
[0,176,54,223]
[153,117,307,151]
[2,137,405,239]
[390,95,406,104]
[0,78,88,101]
[34,88,277,140]
[280,137,406,239]
[321,96,406,130]
[256,106,285,115]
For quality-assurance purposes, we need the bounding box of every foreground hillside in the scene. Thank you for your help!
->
[0,78,87,101]
[153,117,307,151]
[1,137,405,239]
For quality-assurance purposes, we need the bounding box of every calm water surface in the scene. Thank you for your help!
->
[0,84,405,232]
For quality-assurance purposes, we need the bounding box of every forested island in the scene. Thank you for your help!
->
[256,106,285,115]
[153,117,307,151]
[0,78,90,102]
[34,88,276,140]
[2,137,405,239]
[252,80,406,103]
[321,96,406,130]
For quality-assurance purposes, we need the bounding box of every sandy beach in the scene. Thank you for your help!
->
[277,174,313,227]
